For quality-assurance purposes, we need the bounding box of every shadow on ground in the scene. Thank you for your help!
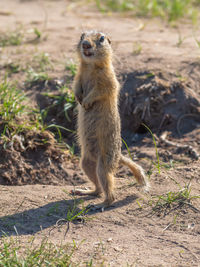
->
[0,194,138,237]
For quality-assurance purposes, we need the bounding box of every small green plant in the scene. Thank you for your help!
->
[31,52,53,72]
[42,85,76,122]
[4,62,21,75]
[66,198,88,222]
[65,60,77,77]
[176,32,187,47]
[33,27,42,39]
[132,42,142,55]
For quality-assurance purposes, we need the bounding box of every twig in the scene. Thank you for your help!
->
[158,113,170,132]
[48,218,70,237]
[14,197,26,213]
[163,223,172,231]
[183,202,200,213]
[153,235,199,261]
[160,131,199,160]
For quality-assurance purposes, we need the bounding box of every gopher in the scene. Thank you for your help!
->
[72,30,149,208]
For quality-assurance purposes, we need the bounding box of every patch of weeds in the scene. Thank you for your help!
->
[0,79,55,149]
[25,68,49,85]
[0,79,26,122]
[0,236,78,266]
[66,198,88,223]
[31,52,53,72]
[3,62,21,75]
[49,196,89,237]
[0,28,23,47]
[40,84,76,138]
[149,179,200,217]
[24,53,53,86]
[0,26,44,47]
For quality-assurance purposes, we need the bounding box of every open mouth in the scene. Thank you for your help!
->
[83,50,93,57]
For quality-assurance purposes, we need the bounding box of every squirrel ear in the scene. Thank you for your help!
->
[107,37,111,44]
[80,33,85,41]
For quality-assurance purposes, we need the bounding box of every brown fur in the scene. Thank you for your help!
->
[72,30,149,208]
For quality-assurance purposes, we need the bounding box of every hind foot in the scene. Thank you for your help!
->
[70,188,102,197]
[87,201,114,212]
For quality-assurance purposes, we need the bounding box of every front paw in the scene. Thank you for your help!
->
[82,98,93,110]
[75,93,83,104]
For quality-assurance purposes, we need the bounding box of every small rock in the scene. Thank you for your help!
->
[188,223,195,230]
[114,247,122,252]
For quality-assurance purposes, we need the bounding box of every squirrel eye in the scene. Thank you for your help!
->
[99,36,105,43]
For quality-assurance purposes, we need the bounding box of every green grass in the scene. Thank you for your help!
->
[42,85,76,123]
[0,27,43,47]
[0,237,78,266]
[31,52,53,72]
[149,178,200,215]
[3,62,21,75]
[25,52,53,85]
[0,199,89,266]
[0,80,26,122]
[0,79,75,148]
[0,79,40,145]
[142,123,160,173]
[94,0,200,22]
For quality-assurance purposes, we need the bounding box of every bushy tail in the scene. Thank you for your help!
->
[120,155,150,191]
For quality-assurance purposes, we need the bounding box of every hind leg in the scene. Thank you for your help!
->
[95,156,115,208]
[71,156,102,196]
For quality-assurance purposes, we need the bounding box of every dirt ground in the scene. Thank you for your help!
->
[0,0,200,266]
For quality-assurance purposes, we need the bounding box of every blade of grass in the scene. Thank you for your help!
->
[142,123,160,173]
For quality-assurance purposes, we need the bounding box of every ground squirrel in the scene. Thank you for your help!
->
[72,30,149,208]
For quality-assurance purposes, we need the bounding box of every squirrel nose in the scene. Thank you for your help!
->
[82,40,92,49]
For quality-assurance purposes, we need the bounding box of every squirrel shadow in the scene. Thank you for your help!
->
[0,194,137,237]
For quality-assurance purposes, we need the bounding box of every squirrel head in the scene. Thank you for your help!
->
[77,30,112,65]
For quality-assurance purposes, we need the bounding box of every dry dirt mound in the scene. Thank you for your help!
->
[1,69,200,186]
[120,71,200,135]
[0,130,84,186]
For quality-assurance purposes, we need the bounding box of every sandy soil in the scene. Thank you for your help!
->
[0,1,200,266]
